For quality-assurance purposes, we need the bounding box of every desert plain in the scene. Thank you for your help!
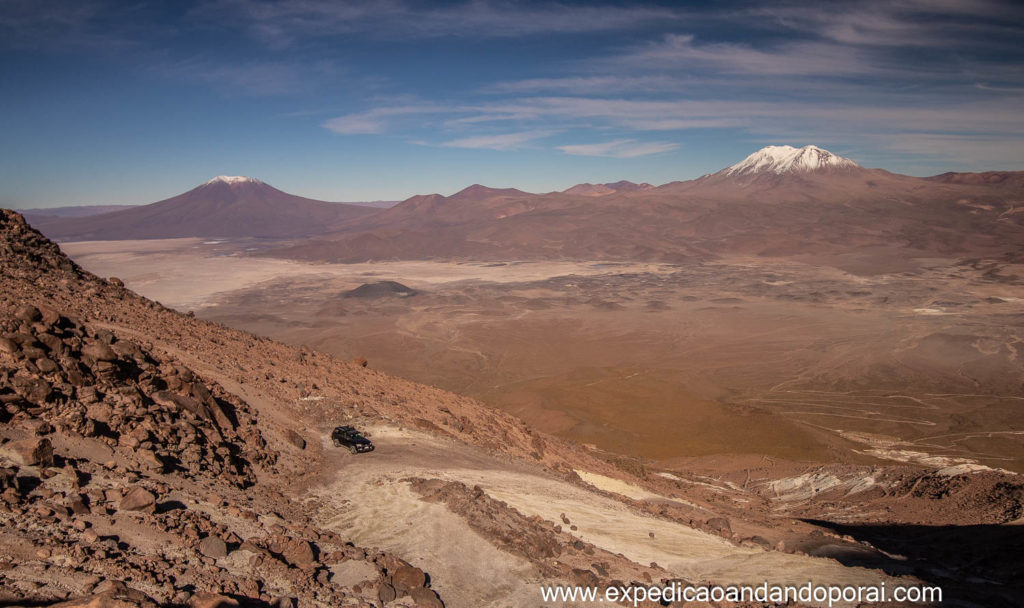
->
[61,238,1024,475]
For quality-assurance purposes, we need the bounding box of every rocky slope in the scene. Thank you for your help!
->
[0,211,458,607]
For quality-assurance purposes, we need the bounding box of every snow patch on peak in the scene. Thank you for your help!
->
[206,175,262,185]
[724,145,859,176]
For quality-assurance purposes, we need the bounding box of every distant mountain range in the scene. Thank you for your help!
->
[265,145,1024,264]
[23,146,1024,265]
[18,205,138,223]
[562,180,654,197]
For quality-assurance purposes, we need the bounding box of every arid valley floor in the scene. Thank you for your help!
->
[62,238,1024,476]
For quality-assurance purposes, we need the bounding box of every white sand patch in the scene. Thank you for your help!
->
[318,479,539,608]
[838,431,986,469]
[574,470,664,501]
[935,463,996,476]
[765,471,876,502]
[483,477,901,596]
[863,448,973,468]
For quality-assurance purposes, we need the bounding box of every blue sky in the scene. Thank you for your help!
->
[2,0,1023,207]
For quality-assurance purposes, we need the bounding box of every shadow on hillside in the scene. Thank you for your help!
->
[803,519,1024,606]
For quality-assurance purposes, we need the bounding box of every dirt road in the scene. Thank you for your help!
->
[310,426,913,608]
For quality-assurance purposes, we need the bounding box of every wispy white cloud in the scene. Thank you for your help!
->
[311,1,1024,168]
[756,0,1023,49]
[193,0,684,46]
[328,97,757,137]
[614,34,884,78]
[440,130,557,150]
[558,139,678,158]
[324,93,1024,160]
[323,104,452,134]
[483,75,684,95]
[0,0,160,51]
[156,57,343,97]
[869,132,1024,168]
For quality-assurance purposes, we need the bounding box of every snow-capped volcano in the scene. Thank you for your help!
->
[205,175,263,185]
[723,145,859,176]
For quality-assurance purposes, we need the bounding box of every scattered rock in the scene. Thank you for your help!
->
[3,436,54,467]
[82,342,118,362]
[0,467,17,492]
[378,582,397,604]
[15,304,42,324]
[390,564,427,593]
[49,585,158,608]
[135,449,164,472]
[118,487,156,513]
[283,429,306,450]
[22,418,52,435]
[409,587,444,608]
[199,536,229,559]
[188,593,239,608]
[705,517,732,534]
[282,538,317,569]
[0,337,18,354]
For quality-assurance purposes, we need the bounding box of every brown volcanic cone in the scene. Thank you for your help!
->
[34,176,377,241]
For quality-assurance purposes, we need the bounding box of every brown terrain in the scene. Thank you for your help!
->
[6,146,1024,607]
[6,209,1024,607]
[562,181,654,197]
[260,163,1024,265]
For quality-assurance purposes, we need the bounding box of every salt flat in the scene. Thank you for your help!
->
[60,238,677,310]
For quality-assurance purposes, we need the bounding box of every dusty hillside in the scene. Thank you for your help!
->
[0,208,479,607]
[0,208,614,607]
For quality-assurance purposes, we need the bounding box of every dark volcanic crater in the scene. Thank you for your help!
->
[343,280,417,299]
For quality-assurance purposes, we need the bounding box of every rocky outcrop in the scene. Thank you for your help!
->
[0,303,271,488]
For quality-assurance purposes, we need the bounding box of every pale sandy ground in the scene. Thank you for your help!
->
[59,239,677,310]
[310,426,913,608]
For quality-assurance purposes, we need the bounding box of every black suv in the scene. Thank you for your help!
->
[332,426,375,454]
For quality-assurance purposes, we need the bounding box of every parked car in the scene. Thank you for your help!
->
[332,425,374,454]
